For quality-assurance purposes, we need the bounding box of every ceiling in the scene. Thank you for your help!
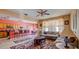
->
[8,9,72,21]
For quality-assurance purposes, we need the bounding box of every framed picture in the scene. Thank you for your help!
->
[64,20,69,25]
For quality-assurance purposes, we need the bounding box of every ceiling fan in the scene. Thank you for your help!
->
[36,9,50,17]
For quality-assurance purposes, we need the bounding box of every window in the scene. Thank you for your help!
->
[42,18,64,33]
[56,26,59,32]
[45,27,48,32]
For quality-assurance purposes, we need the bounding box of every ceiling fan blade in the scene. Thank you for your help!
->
[37,11,41,13]
[44,13,50,15]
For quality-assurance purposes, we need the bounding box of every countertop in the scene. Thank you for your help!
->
[0,35,37,49]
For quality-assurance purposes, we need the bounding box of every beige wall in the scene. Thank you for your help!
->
[61,15,76,38]
[37,20,43,35]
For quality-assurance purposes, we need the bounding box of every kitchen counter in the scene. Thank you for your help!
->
[0,35,37,49]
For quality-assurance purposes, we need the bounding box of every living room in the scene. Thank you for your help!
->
[0,9,79,49]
